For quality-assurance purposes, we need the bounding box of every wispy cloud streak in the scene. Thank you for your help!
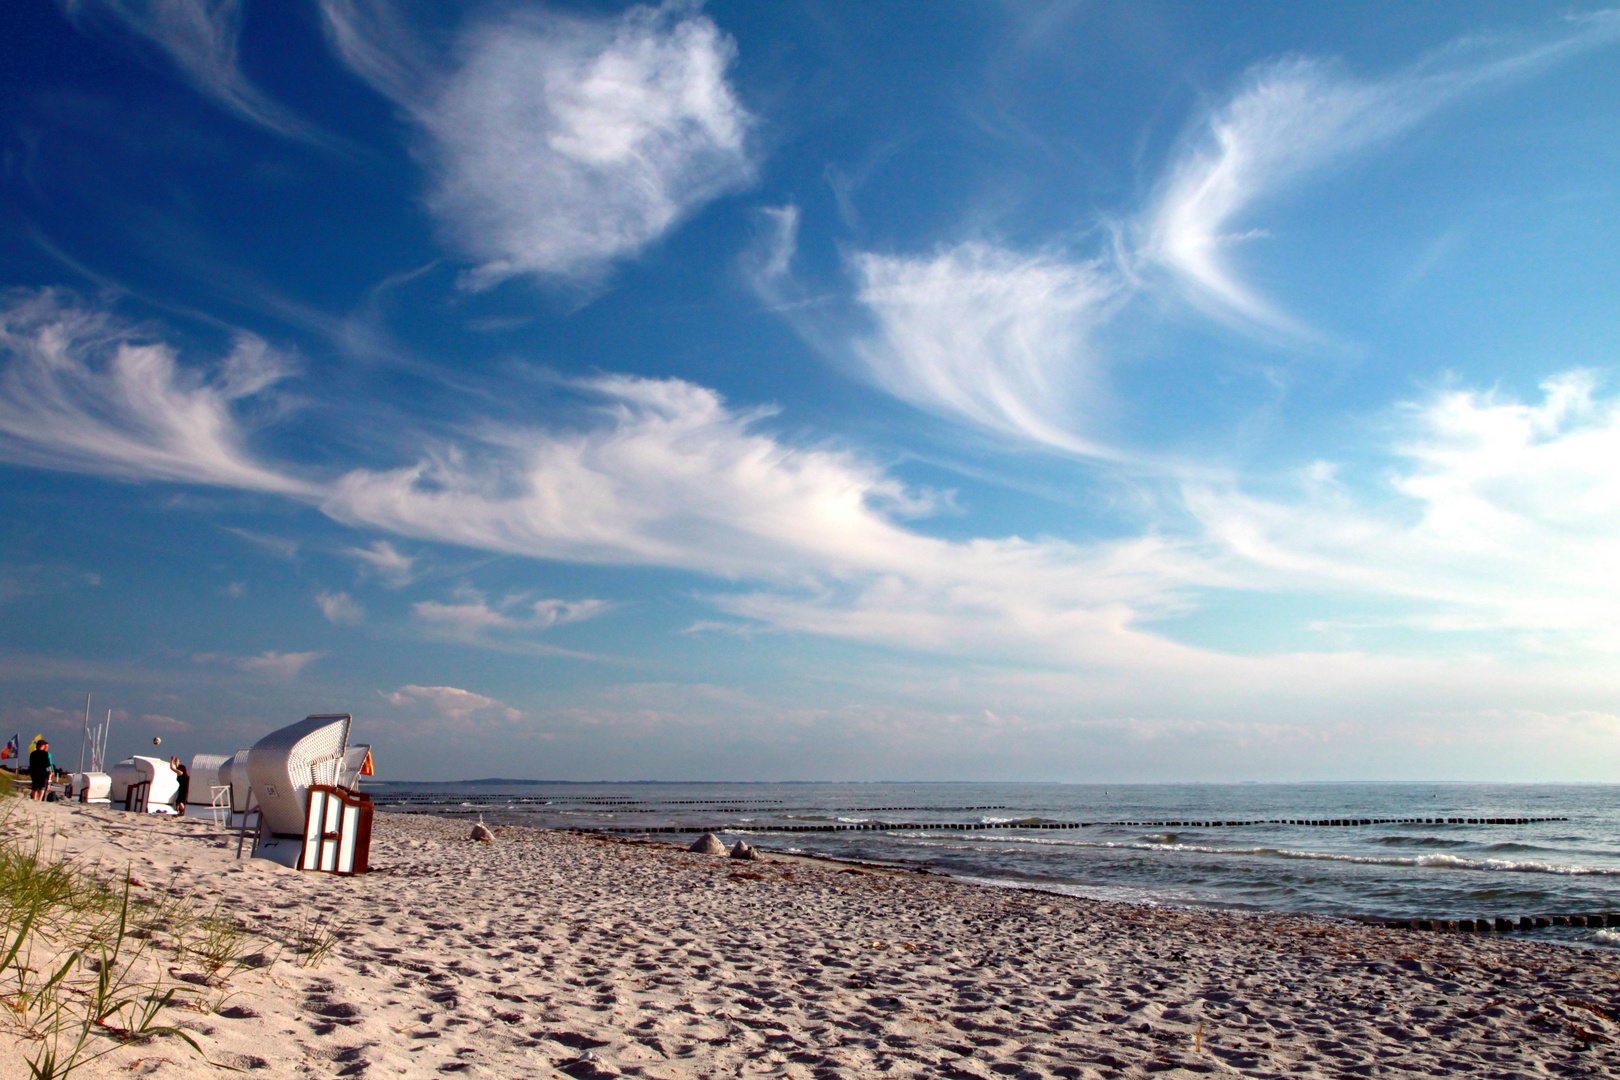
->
[1187,373,1620,650]
[773,14,1620,458]
[0,289,1215,667]
[0,290,313,494]
[57,0,332,144]
[1138,14,1620,337]
[852,244,1122,458]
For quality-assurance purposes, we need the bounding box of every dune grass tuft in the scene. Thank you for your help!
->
[0,801,268,1077]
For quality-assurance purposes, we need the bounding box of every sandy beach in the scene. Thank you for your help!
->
[5,797,1620,1079]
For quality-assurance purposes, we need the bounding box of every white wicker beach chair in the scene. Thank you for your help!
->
[71,772,111,804]
[243,714,363,869]
[108,756,179,813]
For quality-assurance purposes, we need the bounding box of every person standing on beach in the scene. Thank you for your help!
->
[28,739,52,801]
[168,757,190,815]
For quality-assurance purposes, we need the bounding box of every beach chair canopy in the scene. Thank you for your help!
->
[246,714,351,838]
[215,749,254,812]
[339,744,373,789]
[189,753,229,795]
[72,772,111,802]
[108,756,179,810]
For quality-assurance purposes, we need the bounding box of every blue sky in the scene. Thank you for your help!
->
[2,1,1619,781]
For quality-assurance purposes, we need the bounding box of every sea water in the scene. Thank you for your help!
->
[366,781,1620,939]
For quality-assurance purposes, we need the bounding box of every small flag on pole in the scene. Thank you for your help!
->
[1,735,18,761]
[359,749,374,777]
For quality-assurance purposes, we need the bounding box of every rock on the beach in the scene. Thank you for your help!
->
[729,841,760,861]
[470,823,495,842]
[688,833,727,855]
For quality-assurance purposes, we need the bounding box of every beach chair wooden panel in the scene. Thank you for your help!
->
[299,784,373,875]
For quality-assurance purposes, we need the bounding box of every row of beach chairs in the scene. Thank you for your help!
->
[68,714,375,875]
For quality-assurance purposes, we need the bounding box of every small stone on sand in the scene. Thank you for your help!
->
[470,823,495,842]
[730,841,759,861]
[689,833,727,855]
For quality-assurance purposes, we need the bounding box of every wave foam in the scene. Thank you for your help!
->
[891,832,1620,876]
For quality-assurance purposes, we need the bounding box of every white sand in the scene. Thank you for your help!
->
[5,797,1620,1078]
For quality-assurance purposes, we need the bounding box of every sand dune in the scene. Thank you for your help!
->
[4,798,1619,1078]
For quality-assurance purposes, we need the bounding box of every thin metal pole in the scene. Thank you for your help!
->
[236,787,254,859]
[78,693,89,775]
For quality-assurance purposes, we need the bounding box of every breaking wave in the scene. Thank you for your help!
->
[908,834,1620,876]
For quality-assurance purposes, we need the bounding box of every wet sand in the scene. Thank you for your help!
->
[6,798,1620,1078]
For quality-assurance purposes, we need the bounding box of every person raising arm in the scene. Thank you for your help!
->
[168,756,190,815]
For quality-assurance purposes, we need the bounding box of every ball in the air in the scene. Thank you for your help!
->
[152,737,161,746]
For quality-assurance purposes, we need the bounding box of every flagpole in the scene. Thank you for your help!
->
[78,692,90,776]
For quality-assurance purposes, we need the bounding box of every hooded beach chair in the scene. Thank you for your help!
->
[108,756,180,813]
[242,714,373,873]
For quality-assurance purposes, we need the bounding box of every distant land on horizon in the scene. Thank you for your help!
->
[359,778,1600,787]
[375,778,836,786]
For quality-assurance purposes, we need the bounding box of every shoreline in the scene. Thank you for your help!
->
[496,820,1620,947]
[6,799,1620,1078]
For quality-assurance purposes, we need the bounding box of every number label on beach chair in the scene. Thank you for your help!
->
[299,784,374,875]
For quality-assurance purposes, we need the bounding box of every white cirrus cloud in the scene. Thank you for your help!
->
[1185,373,1620,650]
[852,243,1122,458]
[23,289,1620,678]
[0,290,312,495]
[0,290,1221,668]
[409,591,612,654]
[383,684,521,724]
[8,706,86,731]
[315,590,365,625]
[343,539,415,586]
[192,649,324,678]
[139,712,193,732]
[320,0,756,286]
[1137,16,1620,338]
[56,0,332,144]
[757,16,1620,462]
[530,597,612,629]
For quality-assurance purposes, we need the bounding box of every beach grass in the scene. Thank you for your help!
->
[0,800,267,1077]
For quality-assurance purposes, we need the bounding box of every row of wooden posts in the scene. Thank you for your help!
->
[580,818,1605,934]
[577,815,1566,834]
[1374,913,1620,933]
